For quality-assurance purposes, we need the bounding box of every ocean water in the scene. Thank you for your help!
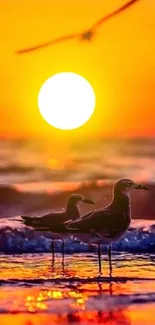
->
[0,137,154,217]
[0,219,154,254]
[0,138,155,324]
[0,137,155,192]
[0,252,155,324]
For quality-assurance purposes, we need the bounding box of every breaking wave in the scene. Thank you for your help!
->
[0,219,154,254]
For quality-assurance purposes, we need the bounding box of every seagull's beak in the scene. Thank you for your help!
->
[132,183,149,190]
[81,198,95,204]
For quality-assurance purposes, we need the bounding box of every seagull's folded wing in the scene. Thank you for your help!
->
[22,211,66,228]
[66,208,113,233]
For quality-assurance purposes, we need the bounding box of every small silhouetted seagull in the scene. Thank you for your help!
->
[20,193,94,261]
[66,179,149,276]
[16,0,140,54]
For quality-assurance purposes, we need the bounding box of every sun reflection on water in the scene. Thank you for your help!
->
[0,253,154,324]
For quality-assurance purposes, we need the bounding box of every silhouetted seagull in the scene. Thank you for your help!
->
[21,193,94,261]
[66,179,149,276]
[16,0,139,54]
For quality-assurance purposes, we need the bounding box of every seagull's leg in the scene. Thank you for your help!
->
[109,282,113,296]
[97,244,102,275]
[108,245,112,277]
[62,239,65,269]
[51,240,55,264]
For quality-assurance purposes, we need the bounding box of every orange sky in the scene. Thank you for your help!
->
[0,0,155,139]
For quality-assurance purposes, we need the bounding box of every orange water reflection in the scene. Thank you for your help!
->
[0,253,154,324]
[0,306,155,325]
[0,253,154,281]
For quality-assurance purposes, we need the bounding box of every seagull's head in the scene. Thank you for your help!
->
[68,194,95,205]
[114,179,149,196]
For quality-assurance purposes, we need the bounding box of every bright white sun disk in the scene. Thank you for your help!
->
[38,72,96,130]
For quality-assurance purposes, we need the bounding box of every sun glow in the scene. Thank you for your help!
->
[38,72,96,130]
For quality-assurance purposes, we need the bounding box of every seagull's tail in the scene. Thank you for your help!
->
[20,216,37,227]
[21,216,49,228]
[21,216,31,222]
[8,218,24,223]
[8,216,36,227]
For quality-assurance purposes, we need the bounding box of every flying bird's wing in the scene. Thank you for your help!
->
[91,0,140,29]
[15,0,140,55]
[16,33,79,54]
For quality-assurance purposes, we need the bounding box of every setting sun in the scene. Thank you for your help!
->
[38,72,96,130]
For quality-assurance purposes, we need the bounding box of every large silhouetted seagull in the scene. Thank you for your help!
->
[66,179,149,276]
[16,0,140,54]
[20,193,94,261]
